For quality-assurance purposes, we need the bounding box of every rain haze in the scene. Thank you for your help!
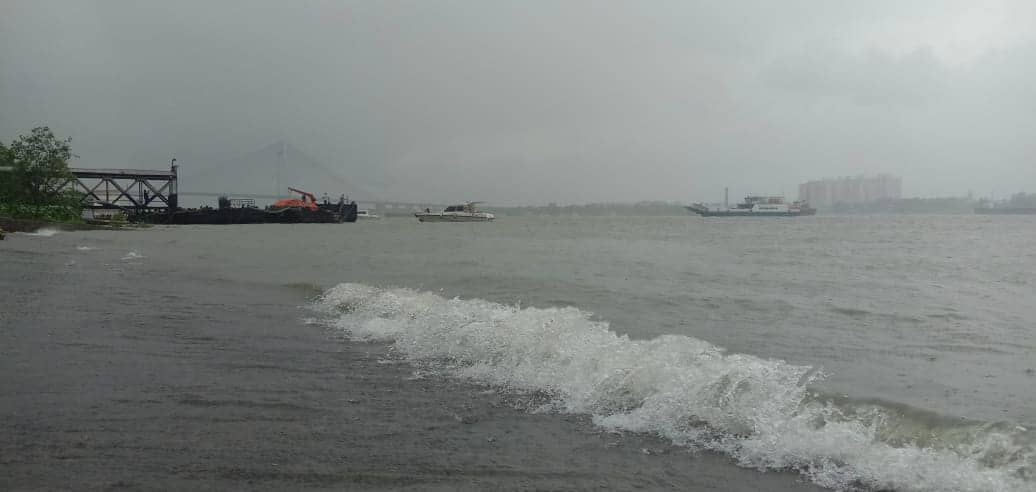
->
[6,4,1036,492]
[2,0,1035,205]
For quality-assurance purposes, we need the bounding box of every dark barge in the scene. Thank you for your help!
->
[132,195,358,224]
[68,164,360,225]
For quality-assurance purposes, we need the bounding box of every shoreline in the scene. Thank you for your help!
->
[0,216,75,232]
[0,229,824,491]
[0,216,146,233]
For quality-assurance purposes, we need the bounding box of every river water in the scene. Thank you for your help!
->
[4,215,1034,491]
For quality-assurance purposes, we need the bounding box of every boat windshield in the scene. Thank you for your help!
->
[442,203,481,213]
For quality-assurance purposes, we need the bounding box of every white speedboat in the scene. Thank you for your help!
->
[415,202,495,222]
[356,210,379,219]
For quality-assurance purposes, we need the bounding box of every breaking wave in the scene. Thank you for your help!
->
[121,251,145,260]
[20,227,60,237]
[312,283,1033,492]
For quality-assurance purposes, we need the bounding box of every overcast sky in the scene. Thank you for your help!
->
[2,1,1035,205]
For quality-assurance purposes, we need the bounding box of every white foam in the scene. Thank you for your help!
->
[76,245,96,251]
[121,251,145,260]
[20,227,60,237]
[314,283,1033,492]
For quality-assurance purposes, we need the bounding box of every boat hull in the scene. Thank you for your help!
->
[135,202,359,224]
[685,206,813,217]
[415,213,494,222]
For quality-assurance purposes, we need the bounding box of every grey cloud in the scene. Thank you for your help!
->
[762,45,948,107]
[2,1,1034,205]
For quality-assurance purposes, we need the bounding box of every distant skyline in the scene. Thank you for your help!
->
[3,1,1035,206]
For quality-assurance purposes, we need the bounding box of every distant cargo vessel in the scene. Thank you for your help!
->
[686,190,816,217]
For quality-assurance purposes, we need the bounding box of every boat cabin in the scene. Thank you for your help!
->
[443,203,479,213]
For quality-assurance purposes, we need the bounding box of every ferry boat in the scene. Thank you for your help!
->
[687,191,816,217]
[415,202,495,222]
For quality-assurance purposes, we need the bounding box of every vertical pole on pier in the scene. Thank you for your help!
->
[170,158,179,209]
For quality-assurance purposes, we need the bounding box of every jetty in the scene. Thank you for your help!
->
[68,162,357,224]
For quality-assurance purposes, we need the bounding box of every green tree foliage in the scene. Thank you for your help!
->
[7,126,76,204]
[0,141,14,201]
[0,126,82,221]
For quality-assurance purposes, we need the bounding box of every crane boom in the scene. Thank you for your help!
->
[287,187,317,204]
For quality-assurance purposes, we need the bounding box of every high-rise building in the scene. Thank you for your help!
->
[798,175,901,208]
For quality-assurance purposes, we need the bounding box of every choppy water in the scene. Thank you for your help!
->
[19,215,1036,491]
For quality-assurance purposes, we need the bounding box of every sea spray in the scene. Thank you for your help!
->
[20,227,60,237]
[121,251,145,260]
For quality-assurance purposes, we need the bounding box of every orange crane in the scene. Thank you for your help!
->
[271,187,319,211]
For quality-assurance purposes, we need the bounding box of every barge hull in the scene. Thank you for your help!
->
[415,215,494,222]
[135,202,358,224]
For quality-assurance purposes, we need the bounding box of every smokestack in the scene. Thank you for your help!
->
[724,187,729,208]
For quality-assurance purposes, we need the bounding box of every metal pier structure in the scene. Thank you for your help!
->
[63,160,439,219]
[70,163,178,212]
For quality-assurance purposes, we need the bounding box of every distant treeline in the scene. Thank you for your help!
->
[390,195,1036,217]
[828,197,976,214]
[827,193,1036,214]
[993,192,1036,208]
[495,201,688,216]
[495,196,1036,216]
